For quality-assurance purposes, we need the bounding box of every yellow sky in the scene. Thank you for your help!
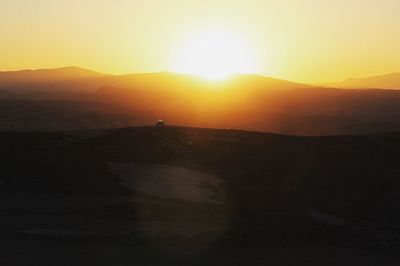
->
[1,0,400,83]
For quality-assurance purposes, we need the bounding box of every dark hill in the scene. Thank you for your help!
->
[2,126,400,264]
[2,126,400,222]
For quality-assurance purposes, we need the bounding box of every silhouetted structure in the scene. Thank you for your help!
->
[156,119,166,126]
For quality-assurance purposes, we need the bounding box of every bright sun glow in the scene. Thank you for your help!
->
[172,30,258,80]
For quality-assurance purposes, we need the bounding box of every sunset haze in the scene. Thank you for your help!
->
[2,0,400,82]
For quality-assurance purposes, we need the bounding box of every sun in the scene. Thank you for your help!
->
[171,30,257,81]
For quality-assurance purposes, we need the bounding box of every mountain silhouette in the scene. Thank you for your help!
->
[0,66,111,92]
[328,72,400,89]
[0,67,308,93]
[3,67,400,135]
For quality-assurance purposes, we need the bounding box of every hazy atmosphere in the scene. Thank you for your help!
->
[2,0,400,82]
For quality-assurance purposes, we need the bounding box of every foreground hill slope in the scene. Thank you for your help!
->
[2,126,400,222]
[2,126,400,265]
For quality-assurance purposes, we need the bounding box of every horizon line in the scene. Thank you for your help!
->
[1,65,400,85]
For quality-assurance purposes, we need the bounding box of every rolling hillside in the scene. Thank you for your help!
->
[3,67,400,135]
[1,126,400,265]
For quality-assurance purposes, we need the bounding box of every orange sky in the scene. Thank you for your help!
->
[1,0,400,82]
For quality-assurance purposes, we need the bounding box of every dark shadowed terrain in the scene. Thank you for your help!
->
[2,68,400,265]
[1,126,400,265]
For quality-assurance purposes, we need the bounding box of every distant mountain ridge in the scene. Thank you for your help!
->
[4,66,400,91]
[0,66,112,93]
[328,72,400,89]
[2,67,400,135]
[0,66,110,81]
[0,66,308,93]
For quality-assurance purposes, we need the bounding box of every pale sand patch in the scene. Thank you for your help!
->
[108,163,224,204]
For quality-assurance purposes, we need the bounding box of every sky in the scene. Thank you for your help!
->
[1,0,400,82]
